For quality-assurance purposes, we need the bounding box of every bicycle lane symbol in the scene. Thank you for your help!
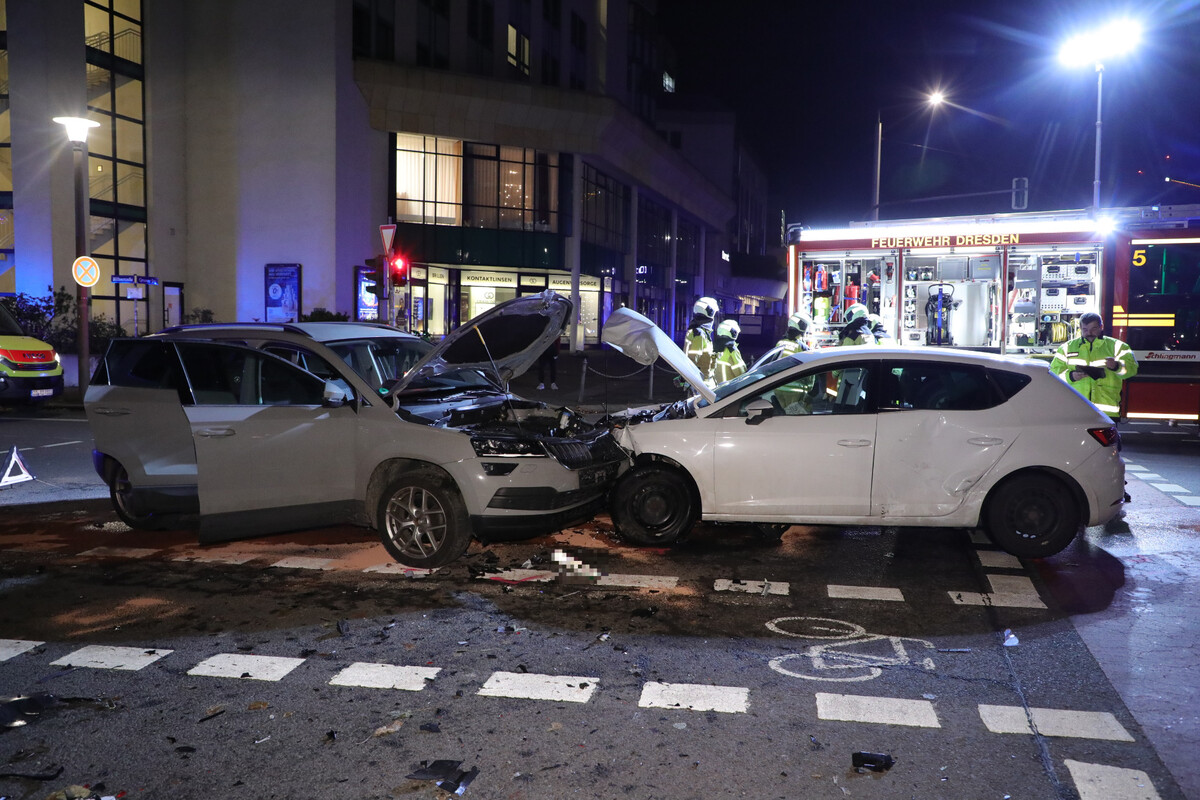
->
[766,616,936,683]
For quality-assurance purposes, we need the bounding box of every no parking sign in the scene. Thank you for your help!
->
[72,256,100,288]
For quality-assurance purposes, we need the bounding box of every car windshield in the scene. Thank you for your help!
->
[0,302,26,336]
[395,366,500,395]
[707,355,800,404]
[324,337,433,387]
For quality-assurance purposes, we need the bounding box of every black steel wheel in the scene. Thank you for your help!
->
[377,470,471,568]
[610,465,696,546]
[108,462,162,530]
[984,474,1080,558]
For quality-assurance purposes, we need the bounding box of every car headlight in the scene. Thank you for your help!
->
[470,437,546,457]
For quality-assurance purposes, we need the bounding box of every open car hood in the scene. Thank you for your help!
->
[390,289,571,394]
[601,307,717,404]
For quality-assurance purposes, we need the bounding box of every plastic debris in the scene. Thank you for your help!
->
[0,692,56,728]
[936,648,971,653]
[851,752,896,772]
[1002,628,1019,646]
[406,760,479,795]
[551,548,601,578]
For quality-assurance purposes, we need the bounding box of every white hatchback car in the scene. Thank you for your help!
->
[601,308,1126,558]
[85,292,623,567]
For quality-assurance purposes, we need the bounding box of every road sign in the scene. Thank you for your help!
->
[72,256,100,288]
[380,224,396,255]
[136,276,160,286]
[111,275,136,284]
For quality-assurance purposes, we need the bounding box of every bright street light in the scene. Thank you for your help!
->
[1058,19,1142,212]
[54,116,101,393]
[871,92,945,221]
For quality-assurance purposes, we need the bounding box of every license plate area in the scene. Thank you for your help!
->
[31,388,54,398]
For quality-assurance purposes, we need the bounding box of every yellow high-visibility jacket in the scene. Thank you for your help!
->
[685,326,715,387]
[1050,335,1138,419]
[715,343,747,384]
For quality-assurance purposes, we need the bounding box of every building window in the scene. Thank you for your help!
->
[395,135,558,233]
[467,0,494,75]
[582,165,628,253]
[543,0,561,29]
[507,24,529,77]
[417,0,449,68]
[569,12,587,89]
[638,199,671,273]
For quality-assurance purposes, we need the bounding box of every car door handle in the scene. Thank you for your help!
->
[93,407,131,417]
[196,428,236,438]
[967,437,1004,446]
[836,439,872,448]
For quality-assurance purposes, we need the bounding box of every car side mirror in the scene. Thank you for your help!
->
[322,380,350,408]
[745,398,774,425]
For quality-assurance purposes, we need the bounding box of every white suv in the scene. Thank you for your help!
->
[85,293,623,567]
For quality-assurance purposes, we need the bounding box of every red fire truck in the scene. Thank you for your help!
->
[786,205,1200,423]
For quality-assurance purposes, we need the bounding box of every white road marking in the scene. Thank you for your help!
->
[815,692,940,728]
[483,569,556,583]
[78,546,160,559]
[51,644,172,671]
[188,653,305,681]
[1146,483,1188,493]
[1176,495,1200,506]
[1065,760,1162,800]
[362,563,437,576]
[987,574,1039,596]
[1132,473,1164,481]
[0,639,43,661]
[270,556,334,570]
[595,573,678,589]
[329,663,440,690]
[477,671,598,703]
[978,704,1133,741]
[950,591,1047,609]
[713,579,789,596]
[638,682,749,713]
[1121,463,1146,471]
[827,584,904,602]
[173,553,257,565]
[976,550,1023,569]
[41,440,84,448]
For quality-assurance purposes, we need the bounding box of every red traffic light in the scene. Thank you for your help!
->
[390,254,408,285]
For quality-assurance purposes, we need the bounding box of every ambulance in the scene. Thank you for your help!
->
[0,300,64,404]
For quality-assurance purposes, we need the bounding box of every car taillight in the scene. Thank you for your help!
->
[1088,426,1119,447]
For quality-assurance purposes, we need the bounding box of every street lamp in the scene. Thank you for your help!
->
[871,93,943,221]
[53,115,100,394]
[1058,19,1142,212]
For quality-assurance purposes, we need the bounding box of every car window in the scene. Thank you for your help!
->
[97,340,189,401]
[263,344,354,397]
[987,368,1032,401]
[878,361,998,411]
[177,342,325,406]
[738,365,870,417]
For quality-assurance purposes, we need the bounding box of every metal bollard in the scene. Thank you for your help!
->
[578,357,587,404]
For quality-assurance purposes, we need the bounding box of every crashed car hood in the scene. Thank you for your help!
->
[390,289,571,394]
[601,307,716,403]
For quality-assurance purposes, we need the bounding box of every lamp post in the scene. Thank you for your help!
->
[1058,19,1142,212]
[53,116,100,393]
[871,93,944,221]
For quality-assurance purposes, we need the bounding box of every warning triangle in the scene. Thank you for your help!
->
[1,445,35,487]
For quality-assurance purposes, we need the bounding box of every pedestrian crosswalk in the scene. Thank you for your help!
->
[0,636,1158,799]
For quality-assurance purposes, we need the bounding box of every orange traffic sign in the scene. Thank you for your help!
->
[72,256,100,288]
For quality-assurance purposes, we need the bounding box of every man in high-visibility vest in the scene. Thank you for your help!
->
[714,319,747,384]
[775,312,812,356]
[1050,312,1138,421]
[838,303,877,346]
[684,296,719,389]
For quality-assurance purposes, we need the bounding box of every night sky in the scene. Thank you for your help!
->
[656,1,1200,229]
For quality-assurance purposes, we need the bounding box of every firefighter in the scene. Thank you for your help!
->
[775,312,812,356]
[1050,312,1138,421]
[838,303,877,346]
[714,319,747,384]
[685,296,719,388]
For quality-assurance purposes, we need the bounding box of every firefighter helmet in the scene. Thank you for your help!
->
[787,312,811,335]
[716,319,740,340]
[845,303,869,323]
[692,296,718,321]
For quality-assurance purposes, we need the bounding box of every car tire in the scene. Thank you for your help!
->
[377,470,471,568]
[611,464,696,546]
[984,474,1080,558]
[107,462,163,530]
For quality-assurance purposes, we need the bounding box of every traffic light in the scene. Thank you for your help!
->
[389,253,408,287]
[1011,177,1029,211]
[364,256,388,298]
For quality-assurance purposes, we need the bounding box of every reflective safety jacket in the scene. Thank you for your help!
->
[714,342,747,384]
[1050,335,1138,419]
[774,336,808,357]
[685,325,716,387]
